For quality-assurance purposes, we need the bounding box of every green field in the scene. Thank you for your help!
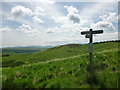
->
[1,41,120,88]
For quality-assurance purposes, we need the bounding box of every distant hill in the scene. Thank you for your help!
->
[1,46,53,54]
[47,44,81,50]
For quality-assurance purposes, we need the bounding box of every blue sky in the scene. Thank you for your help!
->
[1,0,119,47]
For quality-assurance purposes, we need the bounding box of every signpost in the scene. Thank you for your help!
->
[81,29,103,85]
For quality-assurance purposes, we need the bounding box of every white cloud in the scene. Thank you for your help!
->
[2,2,118,47]
[37,0,55,4]
[17,24,39,37]
[91,21,115,32]
[51,16,68,23]
[91,12,118,32]
[64,6,78,15]
[33,16,44,23]
[94,32,119,42]
[52,6,81,24]
[51,5,91,27]
[1,27,11,32]
[35,7,45,16]
[100,13,117,22]
[48,6,92,36]
[46,22,88,35]
[49,5,90,36]
[1,0,119,2]
[78,2,117,26]
[3,10,45,31]
[2,6,45,32]
[80,3,113,18]
[64,6,81,24]
[47,4,118,45]
[11,6,33,18]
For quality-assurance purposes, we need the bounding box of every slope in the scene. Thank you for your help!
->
[2,42,118,67]
[2,41,119,88]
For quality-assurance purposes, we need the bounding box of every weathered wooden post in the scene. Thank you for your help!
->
[81,29,103,85]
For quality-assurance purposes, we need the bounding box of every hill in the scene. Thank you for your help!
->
[2,41,119,88]
[2,42,118,67]
[1,46,53,54]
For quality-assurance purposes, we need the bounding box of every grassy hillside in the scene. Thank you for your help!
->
[2,42,119,88]
[2,42,118,67]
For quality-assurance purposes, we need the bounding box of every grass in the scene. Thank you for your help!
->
[2,41,119,88]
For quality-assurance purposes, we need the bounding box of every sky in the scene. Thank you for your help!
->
[0,0,120,47]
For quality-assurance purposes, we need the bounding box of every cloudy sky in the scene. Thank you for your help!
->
[0,0,119,47]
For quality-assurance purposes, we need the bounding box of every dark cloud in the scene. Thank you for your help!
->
[99,23,110,28]
[69,15,80,23]
[47,31,54,34]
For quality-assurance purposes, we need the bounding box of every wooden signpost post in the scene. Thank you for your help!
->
[81,29,103,85]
